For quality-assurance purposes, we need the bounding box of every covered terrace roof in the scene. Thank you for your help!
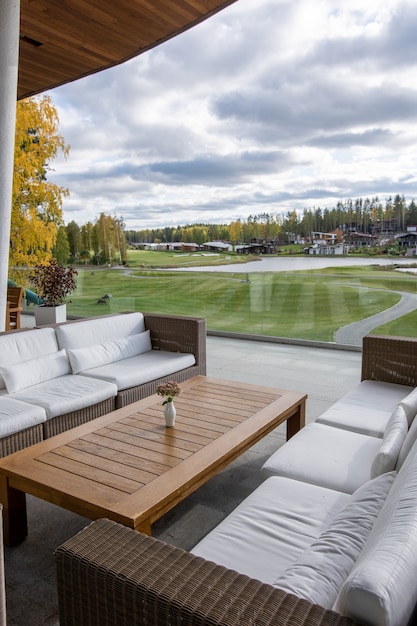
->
[18,0,238,100]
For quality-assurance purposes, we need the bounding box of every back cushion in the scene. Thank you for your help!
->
[67,331,152,373]
[334,438,417,626]
[0,328,58,389]
[273,472,396,609]
[397,411,417,469]
[0,350,71,393]
[370,406,408,478]
[55,313,145,350]
[399,388,417,426]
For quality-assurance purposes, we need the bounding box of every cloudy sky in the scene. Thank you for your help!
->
[48,0,417,231]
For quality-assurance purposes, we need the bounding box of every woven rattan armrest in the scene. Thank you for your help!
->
[362,334,417,387]
[55,518,360,626]
[144,312,206,375]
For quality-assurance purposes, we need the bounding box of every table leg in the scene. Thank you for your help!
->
[135,519,151,536]
[286,401,306,440]
[0,476,27,546]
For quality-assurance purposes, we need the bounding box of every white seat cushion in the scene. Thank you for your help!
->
[261,423,382,493]
[79,351,196,391]
[316,380,413,437]
[0,396,46,437]
[191,476,350,585]
[10,375,117,419]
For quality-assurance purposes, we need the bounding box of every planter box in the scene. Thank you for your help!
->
[34,304,67,326]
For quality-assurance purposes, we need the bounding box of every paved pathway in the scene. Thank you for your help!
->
[335,290,417,346]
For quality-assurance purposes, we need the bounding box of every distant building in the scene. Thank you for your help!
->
[344,232,378,248]
[203,241,233,252]
[397,227,417,253]
[305,243,348,255]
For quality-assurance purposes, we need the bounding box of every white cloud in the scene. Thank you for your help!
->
[48,0,417,230]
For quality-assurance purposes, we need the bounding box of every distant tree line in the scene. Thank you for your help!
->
[124,195,417,245]
[56,213,127,265]
[55,194,417,266]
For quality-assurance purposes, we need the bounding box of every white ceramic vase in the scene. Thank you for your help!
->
[164,401,176,427]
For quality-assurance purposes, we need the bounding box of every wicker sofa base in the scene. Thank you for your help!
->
[43,397,116,438]
[55,518,358,626]
[116,364,204,409]
[0,424,43,458]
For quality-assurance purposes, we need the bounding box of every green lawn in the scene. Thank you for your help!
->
[126,249,260,268]
[55,260,417,342]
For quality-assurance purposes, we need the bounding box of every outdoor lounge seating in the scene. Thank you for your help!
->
[0,312,206,454]
[5,286,23,331]
[55,334,417,626]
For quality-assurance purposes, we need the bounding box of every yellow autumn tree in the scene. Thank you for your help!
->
[10,96,70,275]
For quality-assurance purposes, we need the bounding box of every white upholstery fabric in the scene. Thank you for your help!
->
[261,423,382,493]
[0,328,58,390]
[399,387,417,425]
[273,472,396,609]
[67,331,152,374]
[10,375,117,419]
[191,476,350,585]
[397,411,417,469]
[0,349,71,394]
[79,351,195,391]
[55,312,146,350]
[334,439,417,626]
[370,406,408,478]
[0,397,46,437]
[316,380,413,438]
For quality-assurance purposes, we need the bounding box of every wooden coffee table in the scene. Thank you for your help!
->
[0,376,306,546]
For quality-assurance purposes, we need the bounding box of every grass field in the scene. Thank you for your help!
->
[125,249,260,268]
[54,254,417,342]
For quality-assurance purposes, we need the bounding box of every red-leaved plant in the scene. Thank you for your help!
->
[29,258,78,307]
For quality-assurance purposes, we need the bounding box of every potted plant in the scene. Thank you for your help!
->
[29,257,78,325]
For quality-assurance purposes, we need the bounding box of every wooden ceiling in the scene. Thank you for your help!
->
[18,0,238,100]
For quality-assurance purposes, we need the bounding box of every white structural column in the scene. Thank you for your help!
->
[0,0,20,332]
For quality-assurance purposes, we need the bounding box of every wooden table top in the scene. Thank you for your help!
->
[0,376,306,534]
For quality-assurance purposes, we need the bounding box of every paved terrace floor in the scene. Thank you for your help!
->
[4,324,362,625]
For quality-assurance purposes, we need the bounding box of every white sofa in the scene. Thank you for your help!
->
[0,312,206,453]
[55,334,417,626]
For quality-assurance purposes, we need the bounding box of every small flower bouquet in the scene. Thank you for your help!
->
[156,381,180,405]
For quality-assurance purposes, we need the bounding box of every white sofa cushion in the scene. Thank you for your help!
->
[0,397,46,437]
[334,438,417,626]
[261,423,382,493]
[316,380,413,437]
[191,476,350,585]
[0,349,71,394]
[370,406,408,478]
[79,351,196,391]
[67,331,152,374]
[399,387,417,425]
[397,410,417,469]
[10,375,117,419]
[55,312,146,350]
[0,328,58,390]
[273,471,396,609]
